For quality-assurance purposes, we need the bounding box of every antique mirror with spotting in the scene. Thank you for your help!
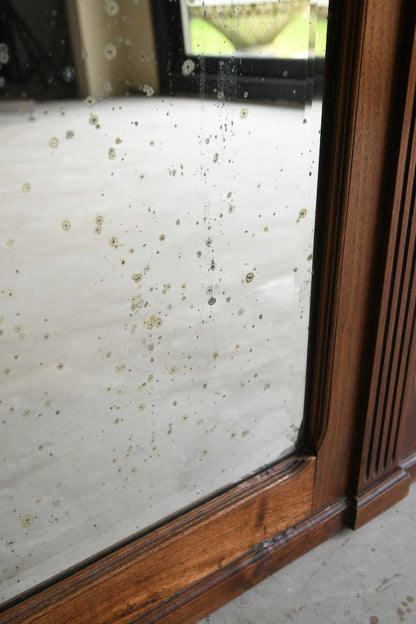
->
[1,1,416,622]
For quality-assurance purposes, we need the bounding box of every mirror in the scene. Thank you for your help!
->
[0,0,328,603]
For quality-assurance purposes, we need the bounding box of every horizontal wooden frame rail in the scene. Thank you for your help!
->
[138,497,348,624]
[1,0,416,622]
[1,457,316,624]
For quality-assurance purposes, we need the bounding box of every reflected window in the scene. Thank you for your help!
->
[153,0,328,102]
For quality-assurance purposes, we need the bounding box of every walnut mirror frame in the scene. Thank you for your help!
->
[1,0,416,622]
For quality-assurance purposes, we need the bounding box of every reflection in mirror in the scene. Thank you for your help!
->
[0,0,328,603]
[181,0,327,59]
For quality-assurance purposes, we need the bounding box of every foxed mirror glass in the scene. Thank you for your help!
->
[0,0,328,603]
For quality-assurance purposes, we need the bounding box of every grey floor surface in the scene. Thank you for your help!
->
[199,485,416,624]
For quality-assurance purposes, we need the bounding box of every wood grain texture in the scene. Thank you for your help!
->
[353,12,416,495]
[0,456,314,624]
[401,361,416,461]
[352,468,410,530]
[305,0,366,456]
[137,498,348,624]
[400,450,416,482]
[397,17,416,468]
[310,0,413,511]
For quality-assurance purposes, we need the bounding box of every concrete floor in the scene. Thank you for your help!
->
[199,485,416,624]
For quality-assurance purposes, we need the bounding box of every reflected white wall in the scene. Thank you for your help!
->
[0,95,320,600]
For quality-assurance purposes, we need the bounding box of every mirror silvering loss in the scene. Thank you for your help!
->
[0,0,328,602]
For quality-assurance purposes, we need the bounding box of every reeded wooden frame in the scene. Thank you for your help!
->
[1,1,416,622]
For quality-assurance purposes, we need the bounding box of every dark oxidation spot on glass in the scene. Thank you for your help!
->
[297,208,308,222]
[103,42,117,60]
[21,515,34,529]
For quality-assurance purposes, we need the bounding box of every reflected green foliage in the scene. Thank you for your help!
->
[273,15,327,58]
[189,15,327,58]
[190,17,235,55]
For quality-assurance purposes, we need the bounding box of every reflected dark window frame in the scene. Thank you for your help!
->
[0,0,77,101]
[152,0,325,104]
